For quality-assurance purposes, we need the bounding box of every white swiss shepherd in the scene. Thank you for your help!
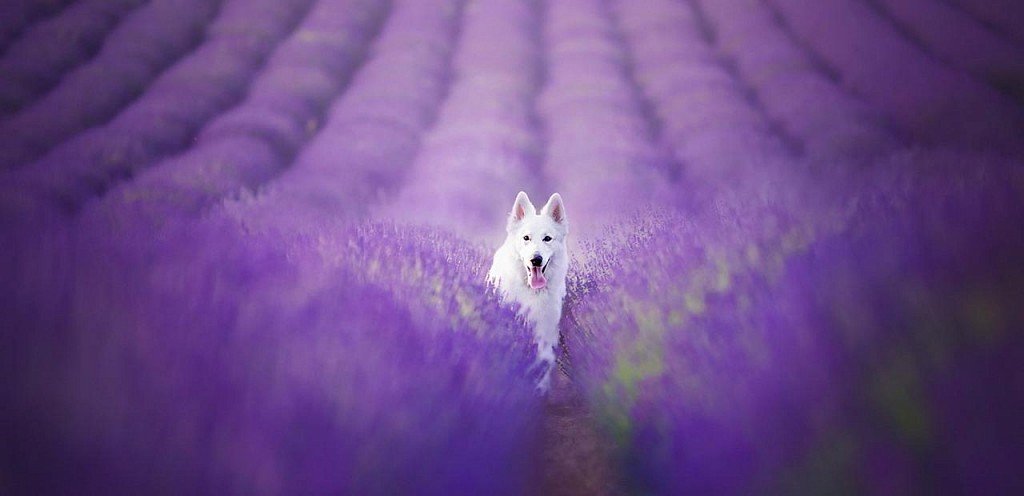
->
[488,191,568,391]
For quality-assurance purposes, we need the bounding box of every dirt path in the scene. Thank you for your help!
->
[539,363,624,496]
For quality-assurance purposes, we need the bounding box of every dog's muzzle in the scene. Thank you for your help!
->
[528,256,548,290]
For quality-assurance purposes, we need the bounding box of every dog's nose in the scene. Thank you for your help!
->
[530,255,543,267]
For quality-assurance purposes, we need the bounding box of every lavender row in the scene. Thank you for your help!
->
[22,217,541,493]
[566,155,1024,493]
[29,0,541,479]
[218,0,465,234]
[608,0,790,186]
[0,0,74,53]
[0,0,222,168]
[950,0,1024,46]
[538,0,671,231]
[694,0,901,160]
[0,0,147,115]
[385,0,543,238]
[770,0,1024,154]
[873,0,1024,100]
[76,0,389,230]
[1,0,315,216]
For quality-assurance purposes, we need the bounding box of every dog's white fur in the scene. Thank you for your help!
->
[488,191,568,391]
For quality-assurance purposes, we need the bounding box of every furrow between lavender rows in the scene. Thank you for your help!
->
[0,0,148,115]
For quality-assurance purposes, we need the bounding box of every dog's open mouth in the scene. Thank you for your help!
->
[529,260,549,290]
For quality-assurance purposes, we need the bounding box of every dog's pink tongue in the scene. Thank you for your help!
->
[529,267,547,289]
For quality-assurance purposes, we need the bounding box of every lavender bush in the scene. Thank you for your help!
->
[2,0,1023,493]
[565,152,1024,493]
[5,212,542,494]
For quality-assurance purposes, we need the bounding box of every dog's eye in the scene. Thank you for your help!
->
[543,235,552,242]
[523,235,530,241]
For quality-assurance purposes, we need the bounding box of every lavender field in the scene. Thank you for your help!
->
[2,0,1023,494]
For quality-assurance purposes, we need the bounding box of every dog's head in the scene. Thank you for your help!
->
[505,191,568,290]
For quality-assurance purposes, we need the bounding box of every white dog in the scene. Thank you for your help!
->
[488,191,568,391]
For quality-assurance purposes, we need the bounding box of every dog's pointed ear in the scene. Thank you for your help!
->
[541,193,566,225]
[508,191,535,231]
